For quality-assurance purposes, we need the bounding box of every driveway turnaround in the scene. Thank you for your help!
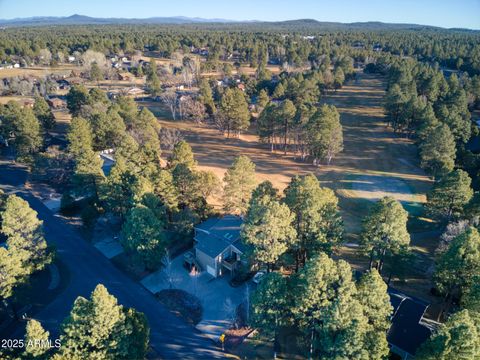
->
[142,254,247,340]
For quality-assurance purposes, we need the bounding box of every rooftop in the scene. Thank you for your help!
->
[194,215,243,258]
[387,288,433,356]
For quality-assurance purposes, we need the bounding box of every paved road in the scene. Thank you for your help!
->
[0,159,227,359]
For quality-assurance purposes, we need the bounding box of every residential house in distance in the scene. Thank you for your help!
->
[192,215,245,277]
[47,97,67,109]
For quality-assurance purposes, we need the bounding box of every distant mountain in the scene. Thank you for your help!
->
[0,14,237,27]
[0,15,476,31]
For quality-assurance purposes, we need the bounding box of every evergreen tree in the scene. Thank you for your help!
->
[122,205,167,270]
[198,79,216,115]
[360,196,410,273]
[67,117,104,199]
[242,197,297,272]
[417,310,480,360]
[277,99,296,154]
[357,269,393,359]
[0,195,51,300]
[146,58,161,97]
[420,123,456,178]
[90,62,103,82]
[223,155,256,215]
[66,85,90,116]
[256,89,269,111]
[57,284,149,359]
[251,272,289,336]
[284,174,343,265]
[24,319,50,359]
[434,227,480,304]
[427,170,473,221]
[33,96,55,133]
[168,140,196,169]
[14,107,43,157]
[218,88,250,137]
[305,104,343,165]
[153,169,179,213]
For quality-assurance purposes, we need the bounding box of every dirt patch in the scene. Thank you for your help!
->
[156,289,203,325]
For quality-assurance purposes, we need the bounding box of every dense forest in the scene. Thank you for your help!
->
[0,22,479,75]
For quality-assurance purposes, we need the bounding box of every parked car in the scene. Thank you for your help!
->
[252,270,266,284]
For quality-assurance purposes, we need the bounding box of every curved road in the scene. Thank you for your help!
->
[0,159,227,359]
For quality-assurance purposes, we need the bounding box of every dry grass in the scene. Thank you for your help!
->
[151,72,441,303]
[0,64,78,78]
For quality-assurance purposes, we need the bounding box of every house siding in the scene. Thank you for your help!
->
[195,248,217,276]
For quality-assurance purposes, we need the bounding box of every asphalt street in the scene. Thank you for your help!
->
[0,159,227,359]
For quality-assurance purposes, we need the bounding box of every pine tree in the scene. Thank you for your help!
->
[242,198,296,271]
[24,319,50,359]
[66,84,90,116]
[434,227,480,303]
[360,196,410,273]
[1,195,50,273]
[223,155,256,215]
[67,117,104,199]
[122,205,167,270]
[0,195,51,300]
[427,169,473,221]
[153,169,179,213]
[277,99,296,154]
[168,140,196,169]
[256,89,269,111]
[420,123,456,178]
[57,284,149,359]
[357,269,392,332]
[33,96,55,132]
[284,174,343,265]
[251,272,289,336]
[198,79,216,115]
[67,117,93,159]
[417,310,480,360]
[356,269,392,359]
[14,107,43,157]
[305,104,343,165]
[146,58,161,97]
[219,87,250,137]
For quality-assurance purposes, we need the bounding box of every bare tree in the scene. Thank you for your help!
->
[159,128,183,150]
[180,96,206,123]
[160,90,179,120]
[38,48,52,66]
[162,250,175,289]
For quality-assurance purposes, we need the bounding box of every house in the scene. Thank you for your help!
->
[387,288,436,359]
[118,72,133,81]
[57,79,70,90]
[22,99,35,108]
[193,215,246,277]
[125,87,145,96]
[47,97,67,109]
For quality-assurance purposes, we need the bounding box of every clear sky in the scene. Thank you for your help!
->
[0,0,479,29]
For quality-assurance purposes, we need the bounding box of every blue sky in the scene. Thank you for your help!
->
[0,0,479,29]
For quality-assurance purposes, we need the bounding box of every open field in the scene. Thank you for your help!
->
[0,64,78,78]
[153,72,432,232]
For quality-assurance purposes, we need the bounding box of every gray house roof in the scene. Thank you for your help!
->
[194,215,243,258]
[387,288,433,356]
